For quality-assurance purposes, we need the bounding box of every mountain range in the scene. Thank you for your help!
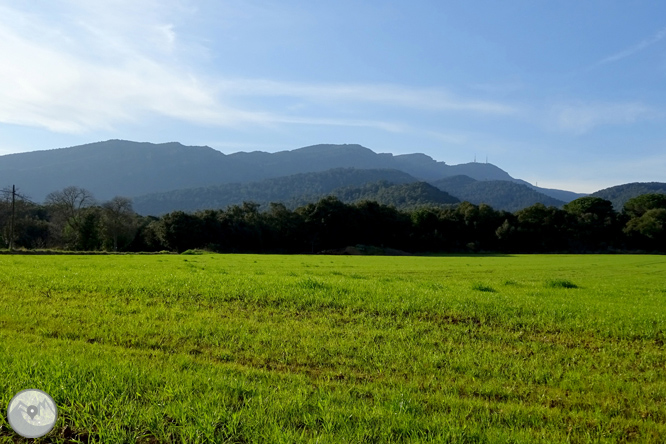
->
[1,139,661,215]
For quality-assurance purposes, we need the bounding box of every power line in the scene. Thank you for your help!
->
[10,185,15,251]
[0,187,35,205]
[1,185,37,251]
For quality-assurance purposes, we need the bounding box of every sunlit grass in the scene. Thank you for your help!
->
[0,254,665,443]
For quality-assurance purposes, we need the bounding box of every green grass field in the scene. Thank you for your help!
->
[0,254,665,443]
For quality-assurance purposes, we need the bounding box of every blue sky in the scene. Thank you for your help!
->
[1,0,665,193]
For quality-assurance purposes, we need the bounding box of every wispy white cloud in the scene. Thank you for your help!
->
[552,101,653,134]
[596,27,666,65]
[0,1,257,132]
[0,1,517,137]
[216,80,517,115]
[272,115,408,133]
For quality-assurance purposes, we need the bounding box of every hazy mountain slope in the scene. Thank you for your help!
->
[0,139,581,204]
[0,140,254,202]
[133,168,419,215]
[229,144,393,174]
[230,145,518,182]
[590,182,666,210]
[432,175,565,212]
[512,179,587,202]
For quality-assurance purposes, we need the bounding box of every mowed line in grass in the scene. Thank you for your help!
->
[1,254,665,443]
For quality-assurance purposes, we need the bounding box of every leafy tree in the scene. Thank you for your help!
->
[0,196,50,249]
[410,206,446,251]
[456,202,504,251]
[102,196,137,251]
[75,208,103,251]
[625,209,666,241]
[263,203,305,253]
[620,194,666,251]
[507,204,568,252]
[354,200,410,249]
[155,211,203,252]
[495,215,517,250]
[216,202,266,252]
[297,196,358,251]
[126,216,164,251]
[563,197,614,217]
[563,197,617,251]
[623,194,666,219]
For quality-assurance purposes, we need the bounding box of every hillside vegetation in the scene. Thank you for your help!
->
[591,182,666,210]
[132,168,423,215]
[326,181,459,209]
[431,175,565,212]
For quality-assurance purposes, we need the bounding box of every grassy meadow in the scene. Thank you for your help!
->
[0,253,665,443]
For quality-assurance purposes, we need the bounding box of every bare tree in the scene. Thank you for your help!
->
[44,186,96,248]
[45,186,96,227]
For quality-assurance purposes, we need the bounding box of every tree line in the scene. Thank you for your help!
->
[2,185,665,253]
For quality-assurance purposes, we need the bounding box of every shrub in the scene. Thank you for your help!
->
[546,279,578,289]
[181,249,205,255]
[297,277,329,290]
[472,283,496,293]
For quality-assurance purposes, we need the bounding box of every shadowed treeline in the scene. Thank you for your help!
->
[2,186,665,253]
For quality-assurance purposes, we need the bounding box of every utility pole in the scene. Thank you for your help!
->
[9,185,15,251]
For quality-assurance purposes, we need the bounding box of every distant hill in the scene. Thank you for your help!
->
[431,175,565,212]
[0,139,577,202]
[132,168,422,215]
[327,181,459,209]
[0,140,236,202]
[590,182,666,210]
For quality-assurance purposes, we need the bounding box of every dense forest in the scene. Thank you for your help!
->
[590,182,666,210]
[132,168,424,215]
[2,185,665,254]
[431,175,565,211]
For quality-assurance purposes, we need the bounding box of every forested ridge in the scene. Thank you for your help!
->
[132,168,424,215]
[2,185,665,254]
[325,181,459,209]
[591,182,666,210]
[432,175,565,211]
